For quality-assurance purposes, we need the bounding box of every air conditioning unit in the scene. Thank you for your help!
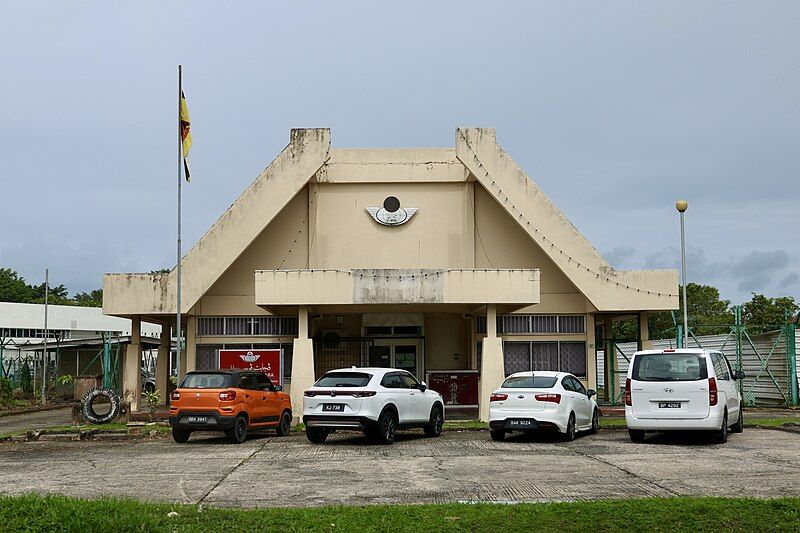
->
[319,329,348,351]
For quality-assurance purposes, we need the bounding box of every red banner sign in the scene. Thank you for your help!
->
[218,349,283,386]
[427,371,479,407]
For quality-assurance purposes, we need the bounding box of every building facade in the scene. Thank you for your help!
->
[104,128,677,419]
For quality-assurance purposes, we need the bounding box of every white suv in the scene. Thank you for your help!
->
[625,349,746,443]
[302,367,445,444]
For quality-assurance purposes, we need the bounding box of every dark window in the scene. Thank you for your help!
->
[570,377,587,395]
[560,342,587,378]
[365,326,393,336]
[711,353,731,381]
[561,377,577,392]
[498,315,530,334]
[381,373,404,389]
[399,373,419,389]
[501,375,558,388]
[531,315,558,334]
[558,315,586,334]
[180,373,231,389]
[393,326,421,336]
[315,372,372,388]
[503,342,531,376]
[239,374,260,390]
[532,342,559,371]
[632,353,708,382]
[255,373,274,391]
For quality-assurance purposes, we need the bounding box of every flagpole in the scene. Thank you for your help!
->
[176,65,183,382]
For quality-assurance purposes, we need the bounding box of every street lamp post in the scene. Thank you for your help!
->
[676,200,689,347]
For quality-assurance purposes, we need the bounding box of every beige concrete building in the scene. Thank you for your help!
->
[104,128,678,420]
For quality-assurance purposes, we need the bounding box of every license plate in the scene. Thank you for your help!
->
[187,416,207,423]
[507,419,537,429]
[658,402,681,409]
[322,404,344,412]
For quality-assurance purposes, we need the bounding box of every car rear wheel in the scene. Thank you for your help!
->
[628,429,645,443]
[306,427,328,444]
[276,410,292,437]
[376,410,397,444]
[731,407,744,433]
[229,415,248,444]
[489,429,505,442]
[424,405,444,437]
[716,410,728,444]
[590,409,599,434]
[562,413,576,442]
[172,427,190,443]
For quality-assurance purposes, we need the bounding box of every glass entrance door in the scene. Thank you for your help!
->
[368,341,421,378]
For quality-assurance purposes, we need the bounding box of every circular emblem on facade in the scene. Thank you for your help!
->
[366,196,418,226]
[383,196,401,212]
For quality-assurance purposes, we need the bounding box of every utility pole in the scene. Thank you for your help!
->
[676,200,689,348]
[42,268,49,405]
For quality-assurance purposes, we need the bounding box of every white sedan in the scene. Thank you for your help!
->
[488,371,599,441]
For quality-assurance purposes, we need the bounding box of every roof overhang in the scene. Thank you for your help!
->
[255,268,540,313]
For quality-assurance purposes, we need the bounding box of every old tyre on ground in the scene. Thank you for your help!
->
[276,410,292,437]
[731,407,744,434]
[172,427,190,443]
[376,409,397,444]
[306,426,328,444]
[629,429,645,443]
[228,415,248,444]
[423,404,444,437]
[490,429,505,442]
[82,388,121,424]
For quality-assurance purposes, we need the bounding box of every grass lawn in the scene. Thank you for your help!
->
[0,494,798,532]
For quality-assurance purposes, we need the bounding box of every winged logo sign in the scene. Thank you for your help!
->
[366,196,418,226]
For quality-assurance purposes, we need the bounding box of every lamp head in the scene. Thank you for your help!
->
[675,200,688,213]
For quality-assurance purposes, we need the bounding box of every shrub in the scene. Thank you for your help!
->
[0,378,13,407]
[11,388,25,400]
[19,362,33,395]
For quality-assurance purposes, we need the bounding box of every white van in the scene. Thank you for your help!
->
[625,349,746,443]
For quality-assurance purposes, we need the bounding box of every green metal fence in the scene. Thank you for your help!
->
[600,306,798,407]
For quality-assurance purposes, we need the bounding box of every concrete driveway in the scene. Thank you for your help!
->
[1,428,798,507]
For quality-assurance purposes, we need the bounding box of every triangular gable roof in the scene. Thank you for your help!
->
[103,129,330,317]
[456,128,677,312]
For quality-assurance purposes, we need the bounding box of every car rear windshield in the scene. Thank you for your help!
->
[181,373,232,389]
[632,353,708,382]
[501,375,558,388]
[315,372,372,388]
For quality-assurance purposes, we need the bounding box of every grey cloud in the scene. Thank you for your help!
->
[644,246,727,280]
[604,246,636,269]
[778,273,799,289]
[730,250,790,292]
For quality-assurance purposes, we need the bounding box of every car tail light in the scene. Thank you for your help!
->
[350,391,377,397]
[170,391,180,402]
[708,377,718,406]
[218,390,237,401]
[625,378,632,406]
[535,393,561,404]
[489,393,508,402]
[304,390,317,397]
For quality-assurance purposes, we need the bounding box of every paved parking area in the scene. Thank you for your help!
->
[1,428,799,507]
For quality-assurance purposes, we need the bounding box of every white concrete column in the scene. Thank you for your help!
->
[479,304,504,422]
[585,313,597,391]
[639,313,653,350]
[186,316,197,373]
[155,326,171,404]
[290,306,314,425]
[123,317,142,411]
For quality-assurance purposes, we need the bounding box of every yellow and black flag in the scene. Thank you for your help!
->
[180,90,192,181]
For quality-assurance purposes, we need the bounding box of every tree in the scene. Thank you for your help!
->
[73,289,103,307]
[19,362,33,395]
[0,268,34,303]
[742,293,798,334]
[29,282,72,305]
[647,283,734,339]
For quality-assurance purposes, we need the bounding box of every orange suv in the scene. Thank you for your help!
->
[169,370,292,444]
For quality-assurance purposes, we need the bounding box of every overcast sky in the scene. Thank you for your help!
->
[1,2,798,305]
